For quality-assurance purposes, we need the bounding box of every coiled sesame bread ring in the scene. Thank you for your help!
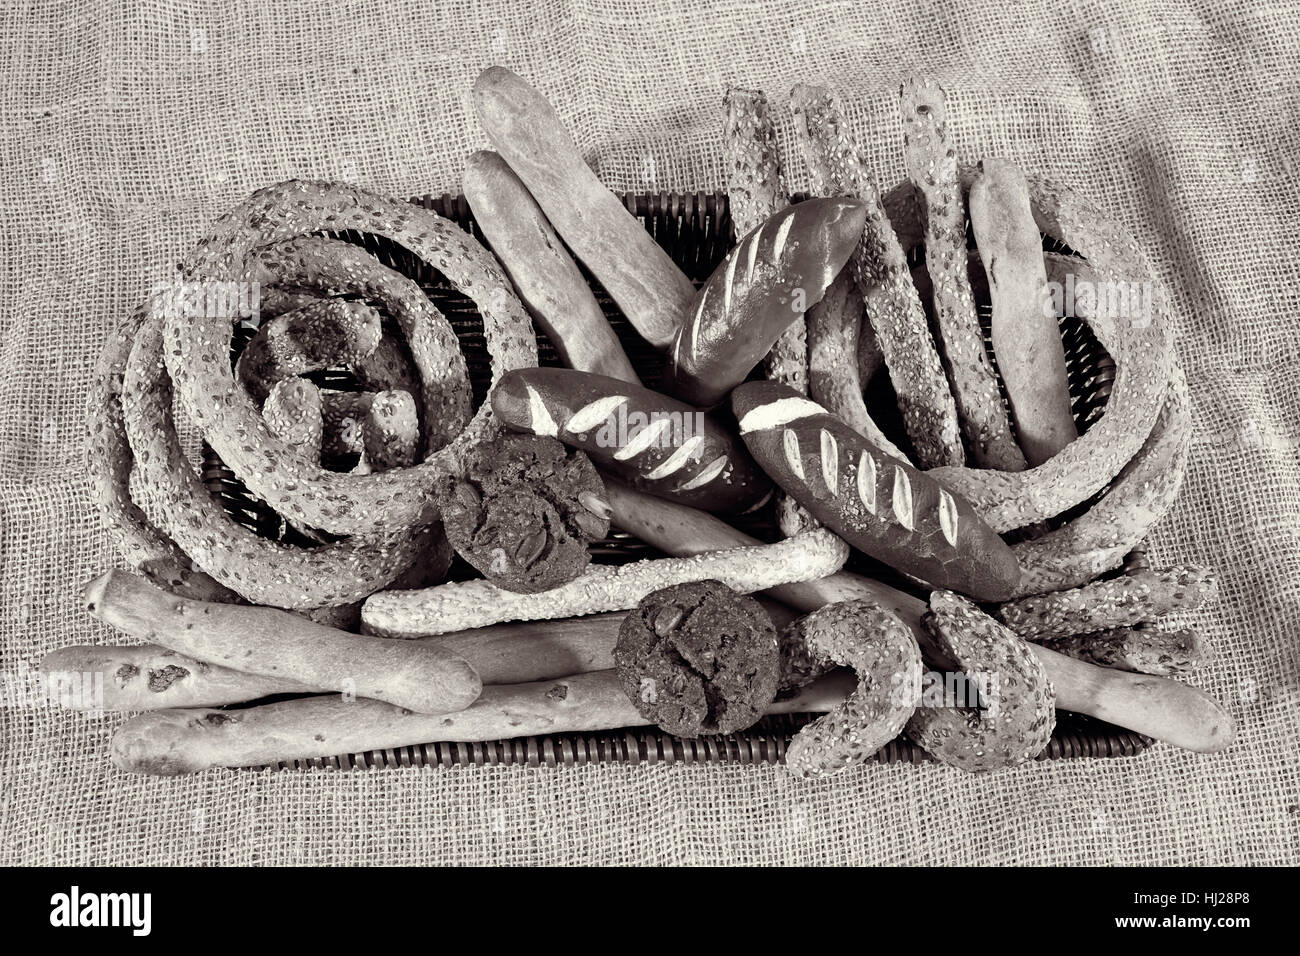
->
[169,180,538,536]
[889,171,1172,534]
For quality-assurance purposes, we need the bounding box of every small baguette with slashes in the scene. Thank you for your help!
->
[732,381,1021,601]
[665,197,868,407]
[491,367,772,514]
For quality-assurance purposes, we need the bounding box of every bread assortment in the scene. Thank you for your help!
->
[58,67,1233,778]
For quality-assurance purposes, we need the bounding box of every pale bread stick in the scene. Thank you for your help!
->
[109,668,859,775]
[84,569,481,714]
[361,529,850,638]
[790,83,963,469]
[463,150,640,384]
[472,67,695,348]
[900,78,1025,472]
[969,157,1077,464]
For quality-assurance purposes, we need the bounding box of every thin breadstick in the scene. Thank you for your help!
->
[969,157,1077,464]
[900,78,1025,471]
[361,529,850,638]
[109,668,858,775]
[995,566,1218,640]
[42,612,627,711]
[83,569,481,714]
[1037,626,1205,677]
[724,87,813,537]
[463,150,640,384]
[790,83,963,469]
[806,271,909,461]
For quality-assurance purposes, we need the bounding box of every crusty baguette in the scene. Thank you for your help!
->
[84,569,481,714]
[472,66,695,348]
[463,150,640,384]
[490,367,772,514]
[665,198,868,407]
[604,482,1233,753]
[969,157,1077,465]
[732,381,1021,601]
[109,669,859,775]
[900,78,1026,471]
[790,83,964,469]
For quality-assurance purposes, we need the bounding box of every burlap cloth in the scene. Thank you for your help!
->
[2,0,1297,866]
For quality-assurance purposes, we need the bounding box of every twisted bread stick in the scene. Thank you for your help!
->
[361,529,850,638]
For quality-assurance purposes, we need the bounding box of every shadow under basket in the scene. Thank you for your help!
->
[202,190,1155,771]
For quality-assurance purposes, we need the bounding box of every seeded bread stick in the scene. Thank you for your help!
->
[463,150,640,384]
[472,67,695,348]
[1010,365,1190,597]
[969,157,1077,465]
[361,528,850,638]
[109,668,858,776]
[604,482,1234,753]
[360,389,420,471]
[1037,626,1205,677]
[724,86,814,537]
[790,83,963,469]
[807,272,909,462]
[84,569,481,714]
[900,78,1025,472]
[261,378,324,458]
[995,566,1219,641]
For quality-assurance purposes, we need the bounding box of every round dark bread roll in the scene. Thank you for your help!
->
[437,434,610,593]
[614,579,780,737]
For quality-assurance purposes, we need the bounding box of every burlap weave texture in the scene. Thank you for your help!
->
[1,0,1297,865]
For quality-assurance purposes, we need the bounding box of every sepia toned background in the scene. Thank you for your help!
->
[1,0,1297,864]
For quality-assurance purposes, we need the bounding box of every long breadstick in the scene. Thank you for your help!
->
[605,482,1233,752]
[806,273,909,461]
[43,612,627,711]
[995,566,1218,640]
[969,157,1077,464]
[463,150,640,384]
[1037,626,1205,677]
[360,529,850,638]
[723,86,813,537]
[790,83,963,469]
[84,569,481,714]
[108,668,859,776]
[900,78,1025,471]
[472,66,695,348]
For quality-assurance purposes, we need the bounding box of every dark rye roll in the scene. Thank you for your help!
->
[731,381,1022,601]
[491,367,772,515]
[665,197,868,407]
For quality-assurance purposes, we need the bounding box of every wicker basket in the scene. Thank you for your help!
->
[202,190,1154,770]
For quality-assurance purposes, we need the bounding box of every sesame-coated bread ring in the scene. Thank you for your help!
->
[905,590,1056,773]
[167,180,538,536]
[235,298,382,404]
[1008,364,1190,597]
[913,169,1172,533]
[121,298,429,610]
[782,600,923,778]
